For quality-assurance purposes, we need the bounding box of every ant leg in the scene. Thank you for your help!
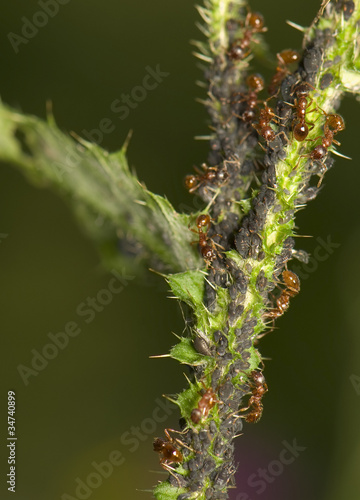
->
[304,135,323,143]
[275,130,290,144]
[188,183,200,194]
[306,120,315,132]
[229,94,247,106]
[256,139,267,152]
[295,153,309,169]
[161,463,183,487]
[238,405,251,413]
[239,129,254,146]
[317,172,326,188]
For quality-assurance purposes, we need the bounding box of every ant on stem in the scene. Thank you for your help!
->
[232,73,265,123]
[264,270,300,319]
[190,214,219,265]
[228,12,267,61]
[153,429,184,484]
[239,370,268,423]
[296,112,345,186]
[191,380,219,424]
[268,49,301,96]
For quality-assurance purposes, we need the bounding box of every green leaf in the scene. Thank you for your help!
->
[153,482,187,500]
[167,270,205,308]
[170,337,207,365]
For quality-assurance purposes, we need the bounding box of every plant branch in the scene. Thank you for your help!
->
[0,103,201,273]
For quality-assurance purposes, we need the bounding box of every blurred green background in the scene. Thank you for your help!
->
[1,1,360,499]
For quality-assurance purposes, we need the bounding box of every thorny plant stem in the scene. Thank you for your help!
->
[0,1,359,500]
[152,1,360,499]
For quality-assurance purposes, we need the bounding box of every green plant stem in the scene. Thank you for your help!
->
[1,1,360,500]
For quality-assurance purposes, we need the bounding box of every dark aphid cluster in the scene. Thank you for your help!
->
[335,0,355,20]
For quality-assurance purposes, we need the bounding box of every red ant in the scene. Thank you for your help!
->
[233,73,265,123]
[290,82,316,142]
[253,101,277,143]
[153,429,183,466]
[191,381,218,424]
[185,163,217,193]
[265,270,300,319]
[296,113,345,186]
[228,12,266,61]
[191,214,217,265]
[282,270,301,296]
[241,370,268,423]
[153,430,183,466]
[265,290,290,319]
[153,429,184,485]
[185,163,227,193]
[268,49,301,96]
[325,113,345,135]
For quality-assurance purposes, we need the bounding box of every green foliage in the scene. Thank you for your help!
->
[0,103,201,274]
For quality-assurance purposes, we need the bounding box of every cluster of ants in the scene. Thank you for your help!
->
[154,369,268,476]
[190,213,301,322]
[184,10,346,210]
[232,71,345,185]
[227,11,345,149]
[186,100,345,271]
[153,6,351,494]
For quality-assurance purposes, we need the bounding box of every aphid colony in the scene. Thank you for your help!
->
[189,211,302,318]
[184,10,346,218]
[152,4,352,495]
[153,369,268,478]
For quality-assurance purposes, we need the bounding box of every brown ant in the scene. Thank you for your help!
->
[264,289,291,319]
[253,100,278,143]
[282,270,301,296]
[191,214,217,265]
[296,113,345,186]
[290,82,316,142]
[268,49,301,96]
[191,381,218,424]
[153,430,183,466]
[153,429,185,486]
[233,73,265,123]
[185,163,227,193]
[184,163,217,193]
[265,270,300,319]
[228,12,266,61]
[241,370,268,423]
[325,113,345,135]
